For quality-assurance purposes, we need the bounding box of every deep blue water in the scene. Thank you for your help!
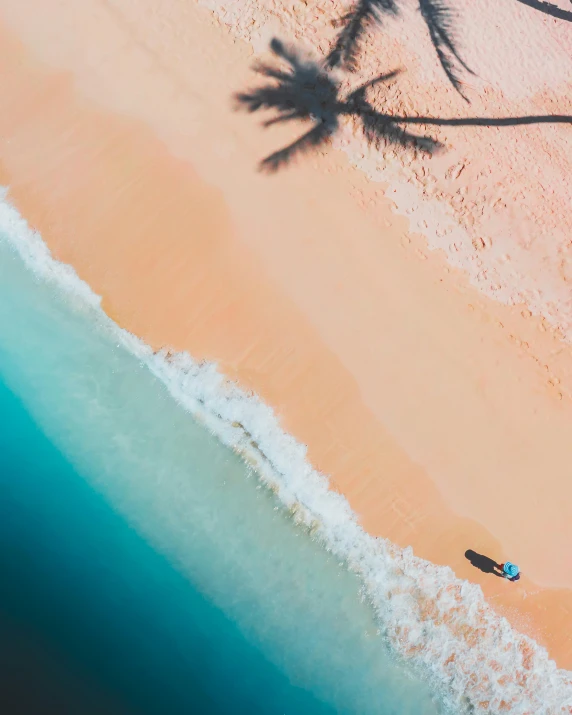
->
[0,217,443,715]
[0,379,336,714]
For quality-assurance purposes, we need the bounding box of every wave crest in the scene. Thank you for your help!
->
[1,191,571,714]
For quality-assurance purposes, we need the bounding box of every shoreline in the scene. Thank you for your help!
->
[0,0,572,674]
[5,196,571,715]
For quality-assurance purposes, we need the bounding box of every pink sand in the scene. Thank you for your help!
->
[0,0,571,671]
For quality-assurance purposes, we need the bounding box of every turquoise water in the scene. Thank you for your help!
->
[0,228,445,712]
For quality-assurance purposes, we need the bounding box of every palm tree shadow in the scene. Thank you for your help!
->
[234,38,572,173]
[326,0,475,102]
[514,0,572,22]
[234,38,440,172]
[326,0,399,73]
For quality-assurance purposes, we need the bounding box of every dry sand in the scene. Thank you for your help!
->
[0,0,571,668]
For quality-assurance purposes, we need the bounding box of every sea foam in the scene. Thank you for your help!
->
[0,188,571,714]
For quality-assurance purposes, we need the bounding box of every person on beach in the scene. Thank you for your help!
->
[498,561,521,582]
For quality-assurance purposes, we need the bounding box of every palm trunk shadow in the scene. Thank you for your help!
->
[514,0,572,22]
[387,113,572,127]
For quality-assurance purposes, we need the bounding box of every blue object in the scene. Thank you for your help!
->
[503,562,519,578]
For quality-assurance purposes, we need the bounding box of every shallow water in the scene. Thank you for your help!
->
[0,219,443,712]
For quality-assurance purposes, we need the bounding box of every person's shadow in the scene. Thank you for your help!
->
[465,549,505,577]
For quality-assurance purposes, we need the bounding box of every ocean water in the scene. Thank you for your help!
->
[0,201,443,714]
[0,193,571,715]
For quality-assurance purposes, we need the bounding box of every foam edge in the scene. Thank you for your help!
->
[1,190,571,715]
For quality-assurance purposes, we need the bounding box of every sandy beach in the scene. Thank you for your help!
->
[0,0,571,674]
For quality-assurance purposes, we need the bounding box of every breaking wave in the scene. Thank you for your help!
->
[1,188,571,714]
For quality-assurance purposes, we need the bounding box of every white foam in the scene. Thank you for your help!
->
[0,191,571,714]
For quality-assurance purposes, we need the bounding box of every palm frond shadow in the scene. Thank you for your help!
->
[418,0,475,101]
[235,38,440,172]
[326,0,399,73]
[326,0,474,102]
[514,0,572,22]
[235,39,572,173]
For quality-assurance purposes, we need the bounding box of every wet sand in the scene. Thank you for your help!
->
[0,0,571,667]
